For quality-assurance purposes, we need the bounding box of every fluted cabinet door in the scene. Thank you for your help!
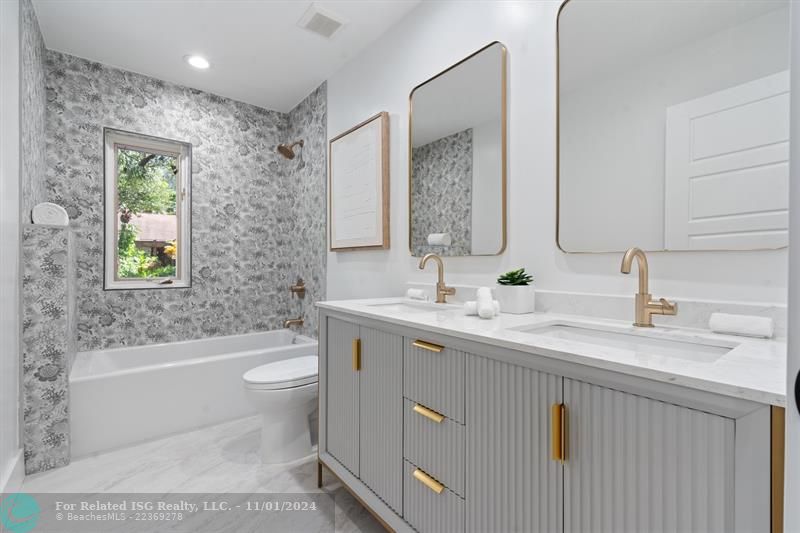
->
[359,327,403,513]
[563,379,735,533]
[466,354,563,533]
[325,317,360,476]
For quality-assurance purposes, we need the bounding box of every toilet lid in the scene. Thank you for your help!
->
[243,355,318,390]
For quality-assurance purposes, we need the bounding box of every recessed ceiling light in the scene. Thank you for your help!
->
[184,55,210,70]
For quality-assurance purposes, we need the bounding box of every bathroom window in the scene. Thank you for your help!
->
[103,129,191,290]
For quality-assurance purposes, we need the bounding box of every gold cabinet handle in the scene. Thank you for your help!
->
[352,338,361,371]
[413,468,444,494]
[551,403,567,463]
[412,339,444,353]
[413,403,444,423]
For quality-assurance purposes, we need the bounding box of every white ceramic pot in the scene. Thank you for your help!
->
[494,284,536,314]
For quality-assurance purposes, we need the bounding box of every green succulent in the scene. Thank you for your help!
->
[497,268,534,286]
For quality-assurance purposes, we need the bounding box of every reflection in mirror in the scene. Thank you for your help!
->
[558,0,790,252]
[409,42,506,257]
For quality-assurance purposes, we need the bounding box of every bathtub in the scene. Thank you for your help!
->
[70,330,317,458]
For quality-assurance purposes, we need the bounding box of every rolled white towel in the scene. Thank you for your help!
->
[476,287,495,319]
[464,300,500,317]
[406,288,429,301]
[709,313,774,339]
[427,233,452,246]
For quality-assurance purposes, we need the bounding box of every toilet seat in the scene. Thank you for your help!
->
[243,355,318,390]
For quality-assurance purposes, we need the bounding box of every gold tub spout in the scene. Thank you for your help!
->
[283,317,304,328]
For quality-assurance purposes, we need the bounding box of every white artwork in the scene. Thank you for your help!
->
[329,112,389,250]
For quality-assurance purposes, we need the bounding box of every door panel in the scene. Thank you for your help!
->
[325,317,360,475]
[665,71,789,250]
[564,379,735,533]
[466,354,562,533]
[359,326,403,513]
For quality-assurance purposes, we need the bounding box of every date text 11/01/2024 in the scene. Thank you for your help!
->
[54,500,320,513]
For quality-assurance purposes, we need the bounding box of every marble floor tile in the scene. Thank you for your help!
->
[22,416,385,532]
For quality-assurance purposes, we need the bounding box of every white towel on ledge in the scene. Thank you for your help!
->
[708,313,774,339]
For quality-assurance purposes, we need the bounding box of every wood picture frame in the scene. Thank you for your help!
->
[329,111,390,251]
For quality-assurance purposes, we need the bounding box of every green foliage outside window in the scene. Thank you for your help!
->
[116,148,178,279]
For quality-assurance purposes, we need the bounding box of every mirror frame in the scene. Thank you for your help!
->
[408,41,508,257]
[555,0,788,254]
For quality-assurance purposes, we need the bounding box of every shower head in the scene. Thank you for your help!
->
[277,140,304,160]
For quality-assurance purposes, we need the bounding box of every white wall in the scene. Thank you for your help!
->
[471,119,502,255]
[783,3,800,528]
[0,0,23,492]
[560,7,789,252]
[326,0,788,305]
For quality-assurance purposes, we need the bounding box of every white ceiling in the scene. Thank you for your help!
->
[559,0,788,91]
[32,0,421,112]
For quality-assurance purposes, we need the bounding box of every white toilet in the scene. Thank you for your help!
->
[243,355,319,464]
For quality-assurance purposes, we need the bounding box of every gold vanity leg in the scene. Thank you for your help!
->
[772,406,785,533]
[317,460,323,488]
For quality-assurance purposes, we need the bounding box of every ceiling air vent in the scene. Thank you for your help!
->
[297,4,346,39]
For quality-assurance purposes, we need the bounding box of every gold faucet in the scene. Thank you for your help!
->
[418,253,456,304]
[283,317,304,328]
[289,277,306,299]
[620,247,677,327]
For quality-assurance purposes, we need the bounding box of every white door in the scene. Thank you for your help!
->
[665,71,790,250]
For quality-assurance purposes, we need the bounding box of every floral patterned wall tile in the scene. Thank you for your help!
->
[22,225,73,474]
[411,128,473,256]
[45,51,327,350]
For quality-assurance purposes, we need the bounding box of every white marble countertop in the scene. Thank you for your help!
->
[317,297,787,407]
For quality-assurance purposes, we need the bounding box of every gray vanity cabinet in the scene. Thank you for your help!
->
[359,326,403,513]
[563,379,735,533]
[319,308,774,533]
[325,317,360,476]
[323,317,403,514]
[465,353,564,533]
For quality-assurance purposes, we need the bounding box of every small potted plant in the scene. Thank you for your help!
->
[495,268,535,314]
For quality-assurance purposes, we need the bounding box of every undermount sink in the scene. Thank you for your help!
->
[366,301,456,314]
[511,322,736,363]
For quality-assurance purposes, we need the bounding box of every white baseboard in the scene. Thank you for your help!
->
[0,449,24,494]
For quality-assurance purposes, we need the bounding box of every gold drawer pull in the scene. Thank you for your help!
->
[413,403,445,423]
[551,403,567,463]
[412,339,444,353]
[413,468,444,494]
[352,338,361,371]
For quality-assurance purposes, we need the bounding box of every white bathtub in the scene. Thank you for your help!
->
[70,330,318,458]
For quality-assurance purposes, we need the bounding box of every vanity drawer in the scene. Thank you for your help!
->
[404,337,465,423]
[404,460,465,533]
[403,398,465,498]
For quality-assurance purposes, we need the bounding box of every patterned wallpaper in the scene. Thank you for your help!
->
[45,51,327,350]
[21,0,47,222]
[286,84,327,338]
[411,128,473,256]
[22,226,74,474]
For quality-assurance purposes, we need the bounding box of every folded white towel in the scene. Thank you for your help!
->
[427,233,452,246]
[406,288,428,301]
[464,300,500,317]
[709,313,774,339]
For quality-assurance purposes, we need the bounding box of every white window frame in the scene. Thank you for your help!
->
[103,128,191,290]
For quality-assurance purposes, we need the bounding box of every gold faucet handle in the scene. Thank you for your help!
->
[658,298,677,314]
[442,286,456,296]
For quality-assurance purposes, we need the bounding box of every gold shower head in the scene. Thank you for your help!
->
[277,140,304,159]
